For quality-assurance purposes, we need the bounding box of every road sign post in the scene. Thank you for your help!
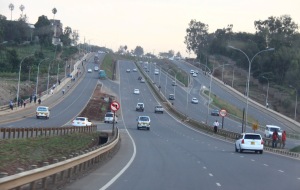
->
[110,101,120,135]
[219,109,227,129]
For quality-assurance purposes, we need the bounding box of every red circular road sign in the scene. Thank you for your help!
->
[219,109,227,117]
[110,101,120,111]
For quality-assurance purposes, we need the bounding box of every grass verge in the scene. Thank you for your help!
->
[0,132,101,175]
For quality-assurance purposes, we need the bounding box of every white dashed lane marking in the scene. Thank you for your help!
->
[216,183,221,187]
[209,173,213,177]
[278,170,284,173]
[263,164,268,166]
[251,159,255,162]
[203,166,207,169]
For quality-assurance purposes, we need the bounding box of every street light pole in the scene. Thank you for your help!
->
[228,46,274,131]
[17,54,34,107]
[262,76,270,107]
[289,85,298,121]
[36,58,49,96]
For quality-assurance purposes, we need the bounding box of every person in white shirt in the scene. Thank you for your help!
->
[213,120,219,133]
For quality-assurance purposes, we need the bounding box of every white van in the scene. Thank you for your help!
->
[264,125,282,138]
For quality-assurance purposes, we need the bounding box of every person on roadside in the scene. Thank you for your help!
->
[281,130,287,148]
[9,100,13,110]
[62,88,65,95]
[38,98,41,104]
[272,130,278,148]
[34,95,37,103]
[213,120,219,133]
[23,99,27,108]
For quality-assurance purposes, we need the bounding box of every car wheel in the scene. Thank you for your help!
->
[147,127,150,130]
[260,150,263,154]
[36,116,39,119]
[235,145,238,152]
[137,127,139,130]
[239,145,243,153]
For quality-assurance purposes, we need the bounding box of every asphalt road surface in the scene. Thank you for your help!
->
[64,59,300,190]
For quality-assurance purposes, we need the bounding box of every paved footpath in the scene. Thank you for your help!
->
[0,54,90,124]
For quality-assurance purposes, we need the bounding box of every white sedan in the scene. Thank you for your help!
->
[191,97,199,104]
[134,89,140,94]
[72,117,92,127]
[87,68,92,73]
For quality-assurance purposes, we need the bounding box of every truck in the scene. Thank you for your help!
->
[99,70,106,79]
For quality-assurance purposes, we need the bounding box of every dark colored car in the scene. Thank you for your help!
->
[211,109,220,116]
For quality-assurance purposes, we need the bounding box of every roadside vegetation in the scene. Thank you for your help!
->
[0,132,101,175]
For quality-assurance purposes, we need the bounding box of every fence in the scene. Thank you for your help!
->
[0,125,97,139]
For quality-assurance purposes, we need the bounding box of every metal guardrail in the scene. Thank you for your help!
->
[0,128,120,190]
[0,125,97,139]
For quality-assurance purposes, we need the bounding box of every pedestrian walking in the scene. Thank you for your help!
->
[58,80,61,85]
[20,99,24,107]
[38,98,41,104]
[62,88,65,95]
[281,131,287,148]
[213,120,219,133]
[30,95,32,103]
[9,100,13,110]
[34,95,37,103]
[23,100,27,108]
[272,130,279,148]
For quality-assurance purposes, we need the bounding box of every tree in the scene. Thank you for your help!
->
[34,15,53,50]
[134,46,144,56]
[8,3,14,21]
[60,26,72,46]
[52,8,57,20]
[254,15,298,48]
[19,5,25,17]
[184,19,209,56]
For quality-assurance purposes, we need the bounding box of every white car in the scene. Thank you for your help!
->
[264,125,282,138]
[134,89,140,94]
[191,97,199,104]
[133,68,137,72]
[36,106,50,119]
[192,73,197,77]
[190,70,194,74]
[72,117,92,127]
[94,66,99,71]
[126,69,131,73]
[87,68,92,73]
[104,112,117,123]
[235,133,264,154]
[137,116,151,130]
[140,78,145,83]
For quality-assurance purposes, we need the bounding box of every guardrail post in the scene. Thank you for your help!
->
[60,157,66,181]
[51,159,59,184]
[29,165,38,190]
[41,162,49,189]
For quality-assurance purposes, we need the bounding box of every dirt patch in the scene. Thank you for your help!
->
[79,83,114,121]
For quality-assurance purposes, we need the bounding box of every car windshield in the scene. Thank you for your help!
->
[244,134,261,140]
[156,106,162,108]
[270,128,279,132]
[139,117,149,121]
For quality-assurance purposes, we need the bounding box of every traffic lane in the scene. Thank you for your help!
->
[63,129,135,190]
[1,58,99,128]
[174,60,293,132]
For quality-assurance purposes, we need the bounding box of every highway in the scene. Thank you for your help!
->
[0,53,104,129]
[64,59,300,190]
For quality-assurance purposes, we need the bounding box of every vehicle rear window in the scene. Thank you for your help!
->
[37,107,47,111]
[244,134,261,140]
[76,118,86,121]
[106,113,113,117]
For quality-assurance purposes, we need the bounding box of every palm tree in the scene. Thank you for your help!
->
[52,8,57,21]
[19,4,25,17]
[8,3,14,20]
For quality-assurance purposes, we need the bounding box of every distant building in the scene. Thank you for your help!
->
[50,19,63,46]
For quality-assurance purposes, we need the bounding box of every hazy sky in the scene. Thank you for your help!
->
[1,0,300,57]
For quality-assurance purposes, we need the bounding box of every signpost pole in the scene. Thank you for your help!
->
[112,111,115,135]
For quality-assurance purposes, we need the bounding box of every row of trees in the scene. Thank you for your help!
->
[184,15,300,89]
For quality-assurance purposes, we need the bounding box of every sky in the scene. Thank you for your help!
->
[1,0,300,57]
